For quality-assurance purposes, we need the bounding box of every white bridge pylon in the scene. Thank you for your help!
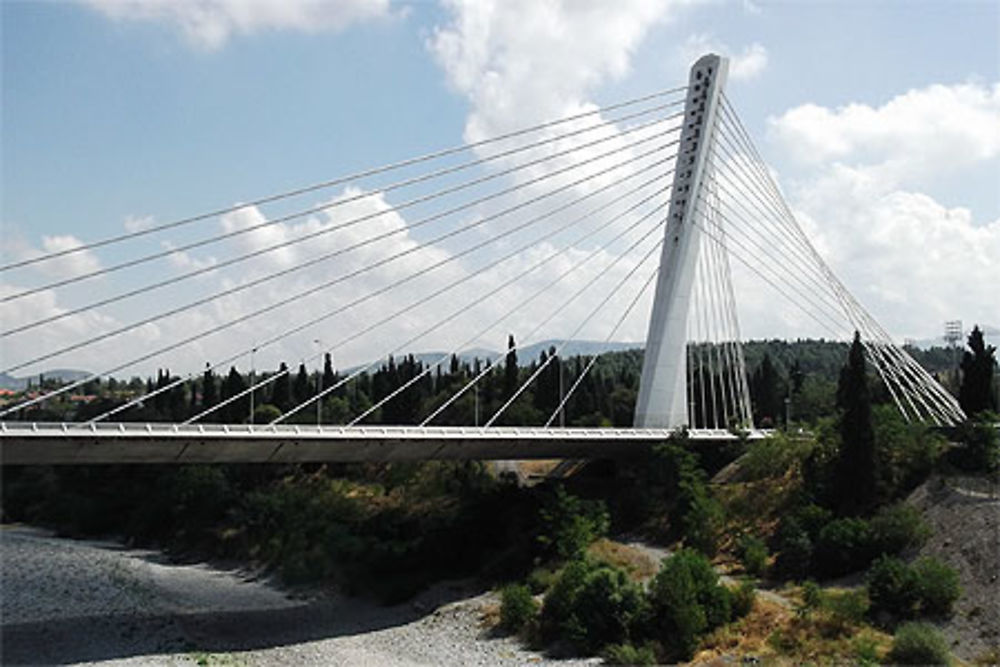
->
[635,54,751,430]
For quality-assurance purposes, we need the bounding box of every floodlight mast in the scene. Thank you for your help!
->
[634,54,729,428]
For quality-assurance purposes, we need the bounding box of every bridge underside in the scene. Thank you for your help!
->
[0,423,766,465]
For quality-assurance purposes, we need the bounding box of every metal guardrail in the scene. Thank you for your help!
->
[0,422,768,465]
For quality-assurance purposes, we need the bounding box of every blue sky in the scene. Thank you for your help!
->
[2,0,998,378]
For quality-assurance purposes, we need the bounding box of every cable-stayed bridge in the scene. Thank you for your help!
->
[0,54,964,465]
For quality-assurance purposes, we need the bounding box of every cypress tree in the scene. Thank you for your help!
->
[323,353,335,394]
[504,334,519,399]
[833,332,877,515]
[272,362,291,413]
[201,364,217,412]
[959,326,998,416]
[292,363,311,406]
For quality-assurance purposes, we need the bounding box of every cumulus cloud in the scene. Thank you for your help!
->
[123,214,156,233]
[768,82,1000,184]
[761,81,1000,340]
[429,0,689,138]
[82,0,394,50]
[679,34,769,82]
[2,235,103,281]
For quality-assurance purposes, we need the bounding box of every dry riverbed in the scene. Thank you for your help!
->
[1,525,598,666]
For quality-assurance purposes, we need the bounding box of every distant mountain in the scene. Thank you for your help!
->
[511,339,644,364]
[0,369,92,391]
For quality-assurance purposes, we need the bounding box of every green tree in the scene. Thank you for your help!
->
[750,353,783,427]
[959,325,997,415]
[647,549,732,661]
[272,362,291,413]
[323,353,336,395]
[833,332,877,515]
[292,363,312,406]
[504,334,519,400]
[201,364,217,413]
[220,366,248,423]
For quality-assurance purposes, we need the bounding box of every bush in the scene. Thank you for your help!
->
[951,416,999,473]
[743,433,813,480]
[869,504,930,556]
[602,642,657,665]
[540,558,644,652]
[571,566,645,652]
[797,580,823,618]
[913,557,961,617]
[868,555,920,618]
[646,549,732,661]
[815,517,874,577]
[499,583,538,633]
[823,589,869,634]
[680,482,725,556]
[526,566,559,595]
[737,534,768,577]
[731,579,756,619]
[887,622,951,665]
[868,555,961,619]
[537,486,610,560]
[774,523,814,580]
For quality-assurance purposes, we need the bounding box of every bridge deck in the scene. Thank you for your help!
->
[0,422,765,465]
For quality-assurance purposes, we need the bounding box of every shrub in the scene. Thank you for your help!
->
[887,622,951,665]
[913,557,961,617]
[499,583,538,633]
[602,642,657,665]
[540,559,643,652]
[731,579,756,619]
[868,555,961,619]
[868,555,920,618]
[797,580,823,618]
[951,416,1000,473]
[646,549,732,661]
[774,522,813,579]
[526,566,559,595]
[537,486,610,560]
[743,432,813,480]
[869,504,930,556]
[570,566,645,652]
[680,482,725,556]
[737,534,768,577]
[815,517,873,577]
[823,589,869,634]
[852,633,880,666]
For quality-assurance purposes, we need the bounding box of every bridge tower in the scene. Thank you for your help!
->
[634,54,729,428]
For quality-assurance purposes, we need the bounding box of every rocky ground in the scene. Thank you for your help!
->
[907,476,1000,663]
[1,525,598,667]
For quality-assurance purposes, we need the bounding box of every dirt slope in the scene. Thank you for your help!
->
[906,477,1000,662]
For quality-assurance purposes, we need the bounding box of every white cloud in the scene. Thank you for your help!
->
[1,180,661,384]
[730,43,767,81]
[124,214,156,233]
[429,0,689,139]
[768,82,1000,184]
[679,34,768,82]
[757,81,1000,341]
[2,235,104,281]
[82,0,394,50]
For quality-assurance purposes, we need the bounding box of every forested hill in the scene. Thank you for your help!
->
[5,339,966,430]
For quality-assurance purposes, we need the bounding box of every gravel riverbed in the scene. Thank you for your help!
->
[1,525,598,666]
